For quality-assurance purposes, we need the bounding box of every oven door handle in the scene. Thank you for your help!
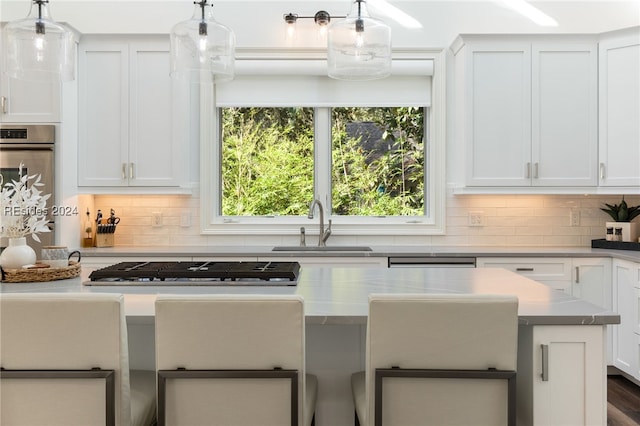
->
[0,144,54,150]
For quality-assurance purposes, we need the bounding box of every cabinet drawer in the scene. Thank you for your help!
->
[477,257,572,281]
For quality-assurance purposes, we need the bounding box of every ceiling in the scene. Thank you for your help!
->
[1,1,638,48]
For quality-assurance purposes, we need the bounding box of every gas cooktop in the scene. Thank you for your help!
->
[85,261,300,286]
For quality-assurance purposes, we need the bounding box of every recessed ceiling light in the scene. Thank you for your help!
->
[499,0,559,27]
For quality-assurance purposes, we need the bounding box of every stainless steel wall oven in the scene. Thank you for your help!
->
[0,124,55,252]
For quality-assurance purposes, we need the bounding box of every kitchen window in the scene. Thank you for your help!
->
[201,52,445,236]
[220,106,424,217]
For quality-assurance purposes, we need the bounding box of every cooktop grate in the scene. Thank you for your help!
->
[87,261,300,285]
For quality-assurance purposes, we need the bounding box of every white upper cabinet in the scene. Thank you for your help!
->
[78,36,185,189]
[0,75,61,123]
[460,40,532,187]
[78,41,128,186]
[451,35,598,190]
[0,33,61,123]
[532,43,598,187]
[598,27,640,188]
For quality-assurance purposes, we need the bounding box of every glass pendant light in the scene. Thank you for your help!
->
[327,0,391,81]
[2,0,75,82]
[170,0,236,84]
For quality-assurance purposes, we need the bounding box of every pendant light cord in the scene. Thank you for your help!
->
[35,0,47,34]
[196,0,208,35]
[356,0,364,32]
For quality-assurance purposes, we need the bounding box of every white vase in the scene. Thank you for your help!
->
[0,237,37,269]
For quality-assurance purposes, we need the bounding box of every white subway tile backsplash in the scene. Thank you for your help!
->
[515,226,548,236]
[505,235,544,246]
[505,197,544,208]
[91,194,639,248]
[543,235,583,246]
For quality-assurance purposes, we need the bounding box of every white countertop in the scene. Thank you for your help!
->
[79,245,640,262]
[0,266,620,327]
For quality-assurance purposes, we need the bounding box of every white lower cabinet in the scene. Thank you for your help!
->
[518,325,606,426]
[476,257,572,293]
[571,258,612,308]
[572,258,614,366]
[612,258,640,380]
[478,257,614,364]
[477,257,611,305]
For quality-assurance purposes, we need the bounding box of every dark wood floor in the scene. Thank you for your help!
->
[608,375,640,426]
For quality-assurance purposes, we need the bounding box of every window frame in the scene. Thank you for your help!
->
[200,49,446,237]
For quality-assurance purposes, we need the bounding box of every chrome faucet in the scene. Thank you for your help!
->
[308,199,332,246]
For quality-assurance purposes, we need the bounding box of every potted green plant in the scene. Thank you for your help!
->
[601,196,640,242]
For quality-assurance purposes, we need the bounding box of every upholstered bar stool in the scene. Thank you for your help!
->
[0,293,156,426]
[155,294,318,426]
[351,293,519,426]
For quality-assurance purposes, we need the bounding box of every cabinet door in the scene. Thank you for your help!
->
[572,257,613,365]
[0,76,61,123]
[0,34,61,123]
[519,325,606,426]
[128,42,180,186]
[599,29,640,187]
[78,43,129,186]
[476,257,572,293]
[532,43,597,186]
[464,42,532,187]
[612,259,640,379]
[571,258,611,308]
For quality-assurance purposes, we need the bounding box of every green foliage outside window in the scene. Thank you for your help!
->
[331,107,424,216]
[221,106,425,217]
[221,107,314,216]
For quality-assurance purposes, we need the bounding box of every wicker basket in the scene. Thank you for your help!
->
[0,261,81,283]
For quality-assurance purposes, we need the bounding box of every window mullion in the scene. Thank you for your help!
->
[314,107,332,214]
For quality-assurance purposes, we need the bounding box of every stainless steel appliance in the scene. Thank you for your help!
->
[388,256,477,268]
[0,124,55,252]
[86,261,301,286]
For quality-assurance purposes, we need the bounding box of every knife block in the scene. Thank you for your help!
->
[95,233,115,247]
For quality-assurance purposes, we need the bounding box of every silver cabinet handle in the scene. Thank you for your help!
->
[599,163,605,180]
[1,96,7,114]
[534,162,539,179]
[516,267,534,272]
[129,163,134,179]
[526,163,531,179]
[575,266,580,284]
[122,163,127,179]
[541,344,549,381]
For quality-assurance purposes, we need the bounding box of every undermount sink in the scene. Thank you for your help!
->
[272,246,373,252]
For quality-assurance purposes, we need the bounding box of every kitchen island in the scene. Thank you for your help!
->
[1,266,619,426]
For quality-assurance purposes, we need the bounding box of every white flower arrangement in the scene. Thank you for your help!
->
[0,163,51,242]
